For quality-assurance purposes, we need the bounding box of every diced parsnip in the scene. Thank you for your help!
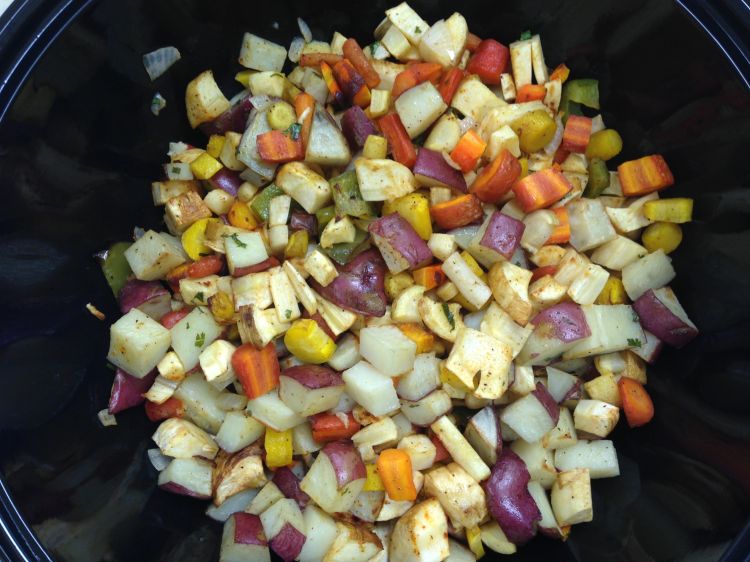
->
[392,285,426,324]
[268,195,291,228]
[553,248,590,287]
[500,73,517,102]
[400,389,453,426]
[573,399,620,438]
[395,81,447,138]
[239,33,287,72]
[430,416,490,481]
[510,439,557,489]
[282,261,318,315]
[418,297,463,342]
[621,249,675,300]
[605,193,658,232]
[157,351,185,382]
[424,463,487,529]
[319,216,356,248]
[445,327,513,399]
[418,13,468,67]
[359,325,417,377]
[239,306,291,348]
[554,440,619,478]
[225,231,269,274]
[567,264,610,306]
[125,230,187,281]
[353,417,398,462]
[355,158,417,202]
[158,458,213,499]
[441,252,491,309]
[485,125,521,160]
[343,361,401,416]
[479,303,532,359]
[428,233,458,261]
[369,89,391,119]
[314,292,358,336]
[152,180,200,205]
[107,308,171,378]
[477,100,550,143]
[584,374,621,407]
[590,235,647,271]
[185,70,231,128]
[568,198,617,252]
[424,113,462,153]
[551,468,593,526]
[542,406,578,450]
[303,249,338,287]
[564,304,645,359]
[218,131,245,171]
[397,434,436,471]
[389,498,449,562]
[297,505,338,562]
[276,162,332,214]
[543,78,562,111]
[451,76,506,122]
[529,34,549,84]
[385,2,429,45]
[246,481,284,515]
[247,390,305,431]
[487,260,533,325]
[509,39,533,88]
[199,339,236,387]
[153,418,218,459]
[232,272,272,311]
[269,266,300,322]
[215,411,265,453]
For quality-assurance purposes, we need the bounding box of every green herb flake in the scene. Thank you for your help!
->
[370,41,381,52]
[186,322,190,329]
[285,309,292,319]
[171,166,181,175]
[195,291,205,302]
[442,303,455,330]
[229,233,247,248]
[195,332,206,348]
[415,26,422,33]
[631,310,640,323]
[627,338,642,348]
[286,122,302,140]
[520,30,532,41]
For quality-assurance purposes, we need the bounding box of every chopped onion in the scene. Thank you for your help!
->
[248,95,279,112]
[298,18,313,43]
[544,116,564,155]
[168,141,189,158]
[458,115,477,135]
[591,114,605,134]
[147,448,171,471]
[97,409,117,427]
[133,226,145,240]
[150,92,166,116]
[289,37,305,63]
[441,151,463,171]
[142,46,181,81]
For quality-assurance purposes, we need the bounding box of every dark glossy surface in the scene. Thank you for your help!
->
[0,0,749,560]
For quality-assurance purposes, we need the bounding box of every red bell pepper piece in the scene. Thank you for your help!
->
[561,115,593,153]
[378,113,417,168]
[470,148,522,203]
[310,412,361,442]
[617,154,674,197]
[437,67,466,104]
[450,130,486,173]
[343,38,380,89]
[618,377,655,427]
[516,84,547,103]
[466,39,509,85]
[512,168,573,212]
[391,62,443,98]
[256,130,304,163]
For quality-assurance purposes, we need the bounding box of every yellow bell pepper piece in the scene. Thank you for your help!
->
[206,135,226,158]
[518,157,529,178]
[209,291,235,324]
[284,319,337,364]
[642,222,683,254]
[264,428,293,468]
[467,526,485,559]
[235,70,253,88]
[596,277,628,305]
[190,152,223,180]
[363,135,388,159]
[643,198,693,223]
[363,464,385,491]
[460,251,484,278]
[398,323,435,354]
[382,193,432,240]
[440,362,472,392]
[284,229,309,259]
[384,272,415,300]
[181,218,216,261]
[585,129,623,161]
[227,200,258,230]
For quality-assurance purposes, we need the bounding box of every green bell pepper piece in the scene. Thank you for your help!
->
[250,183,284,222]
[97,241,132,297]
[322,228,370,265]
[330,170,374,219]
[583,158,610,198]
[315,206,336,235]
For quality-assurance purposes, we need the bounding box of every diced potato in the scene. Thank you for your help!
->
[215,411,265,453]
[352,417,398,462]
[306,107,352,167]
[542,407,578,450]
[153,418,218,459]
[510,439,557,489]
[125,230,187,281]
[199,339,236,387]
[424,463,487,528]
[247,72,286,97]
[355,158,417,201]
[343,361,401,416]
[621,249,675,301]
[418,13,467,67]
[564,304,645,359]
[400,389,453,426]
[204,189,235,216]
[451,76,506,122]
[157,351,185,382]
[246,481,284,515]
[568,198,617,252]
[395,81,447,139]
[479,303,533,359]
[239,33,287,72]
[276,162,332,214]
[107,308,171,378]
[551,468,593,526]
[397,434,436,471]
[185,70,230,129]
[388,498,450,562]
[170,307,222,370]
[573,399,620,438]
[144,372,177,405]
[180,275,219,306]
[480,521,516,555]
[584,374,621,407]
[247,390,304,431]
[326,521,383,562]
[554,439,619,479]
[327,334,361,371]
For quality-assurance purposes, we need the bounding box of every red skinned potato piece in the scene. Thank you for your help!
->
[272,467,310,509]
[270,522,306,562]
[483,449,542,544]
[369,213,433,274]
[323,439,366,488]
[480,211,525,260]
[341,106,379,149]
[108,368,156,414]
[233,512,268,546]
[232,257,280,277]
[531,382,560,425]
[199,94,253,135]
[310,249,387,317]
[413,147,467,192]
[532,302,591,342]
[289,211,317,236]
[207,168,242,196]
[281,365,343,389]
[118,279,171,318]
[632,287,698,348]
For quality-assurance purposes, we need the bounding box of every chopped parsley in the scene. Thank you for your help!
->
[369,40,381,52]
[105,362,116,371]
[195,332,206,347]
[186,322,190,329]
[171,166,181,175]
[631,310,640,323]
[229,233,247,248]
[414,26,422,33]
[285,309,292,319]
[195,291,205,302]
[520,30,532,41]
[442,303,455,330]
[286,122,302,140]
[627,338,642,348]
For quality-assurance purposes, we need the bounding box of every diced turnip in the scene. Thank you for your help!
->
[464,406,501,466]
[622,249,675,301]
[554,439,619,478]
[246,481,284,515]
[413,147,467,192]
[573,399,620,438]
[425,113,462,153]
[152,418,218,459]
[567,198,617,252]
[442,252,493,310]
[276,161,332,214]
[424,462,487,529]
[396,352,440,401]
[107,308,171,378]
[516,302,591,365]
[480,303,533,360]
[279,365,344,416]
[564,304,645,359]
[299,440,366,513]
[220,512,270,562]
[327,521,383,562]
[359,325,417,377]
[631,329,663,363]
[551,468,593,526]
[343,361,401,416]
[174,372,225,433]
[215,411,265,453]
[389,499,449,562]
[158,457,213,499]
[247,390,304,431]
[500,383,558,443]
[567,263,610,306]
[400,389,453,426]
[297,505,338,562]
[520,210,557,254]
[369,214,432,274]
[431,416,490,481]
[239,33,286,71]
[452,76,506,123]
[305,106,352,166]
[445,327,513,399]
[510,439,557,489]
[356,158,417,201]
[487,260,533,325]
[395,81,448,138]
[418,12,467,67]
[385,2,429,44]
[170,307,221,370]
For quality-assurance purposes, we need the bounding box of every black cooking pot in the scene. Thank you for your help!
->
[0,0,749,560]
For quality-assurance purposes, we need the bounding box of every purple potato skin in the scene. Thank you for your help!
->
[199,95,253,135]
[108,368,156,413]
[368,214,433,272]
[531,302,591,343]
[480,211,525,259]
[269,523,306,562]
[531,382,560,425]
[413,147,467,192]
[341,106,379,149]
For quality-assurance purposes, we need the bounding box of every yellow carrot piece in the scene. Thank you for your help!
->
[265,428,293,468]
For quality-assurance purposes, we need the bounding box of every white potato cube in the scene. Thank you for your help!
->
[170,307,222,370]
[397,434,436,471]
[574,399,620,438]
[359,326,417,377]
[554,439,619,478]
[343,361,401,416]
[107,308,171,378]
[276,162,332,213]
[152,418,218,459]
[180,275,219,306]
[215,411,265,453]
[124,230,186,281]
[224,231,268,274]
[247,390,304,431]
[551,468,593,526]
[445,327,513,399]
[621,249,675,301]
[355,158,417,202]
[327,334,361,371]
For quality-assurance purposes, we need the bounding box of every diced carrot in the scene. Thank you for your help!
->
[549,63,570,83]
[516,84,547,103]
[617,154,674,197]
[546,206,570,244]
[144,397,184,422]
[531,265,558,282]
[165,263,189,292]
[310,412,361,442]
[299,53,343,67]
[378,113,417,168]
[553,146,570,164]
[352,84,371,108]
[343,38,380,89]
[470,148,521,203]
[320,61,346,107]
[465,32,482,53]
[437,67,466,105]
[397,323,435,353]
[294,92,316,151]
[231,342,280,399]
[391,62,443,98]
[377,449,417,501]
[412,264,447,290]
[232,256,280,277]
[450,130,486,173]
[256,130,304,163]
[430,432,451,462]
[618,377,655,427]
[187,254,224,278]
[562,115,593,153]
[430,194,484,230]
[512,168,573,212]
[160,307,192,329]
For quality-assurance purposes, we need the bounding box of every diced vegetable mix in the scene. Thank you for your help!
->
[102,4,700,560]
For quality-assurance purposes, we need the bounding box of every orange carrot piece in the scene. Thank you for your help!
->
[377,449,417,501]
[512,168,573,212]
[310,412,361,442]
[470,148,521,203]
[516,84,547,103]
[549,63,570,83]
[332,59,367,102]
[343,38,380,89]
[412,264,447,290]
[378,113,417,168]
[391,62,443,98]
[352,84,371,108]
[256,130,303,163]
[561,114,593,153]
[618,377,655,427]
[145,397,185,422]
[294,92,316,151]
[320,61,346,106]
[617,154,674,197]
[450,130,486,173]
[430,194,484,230]
[437,67,466,104]
[465,33,482,52]
[299,53,343,67]
[397,323,435,354]
[546,206,570,244]
[231,342,280,399]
